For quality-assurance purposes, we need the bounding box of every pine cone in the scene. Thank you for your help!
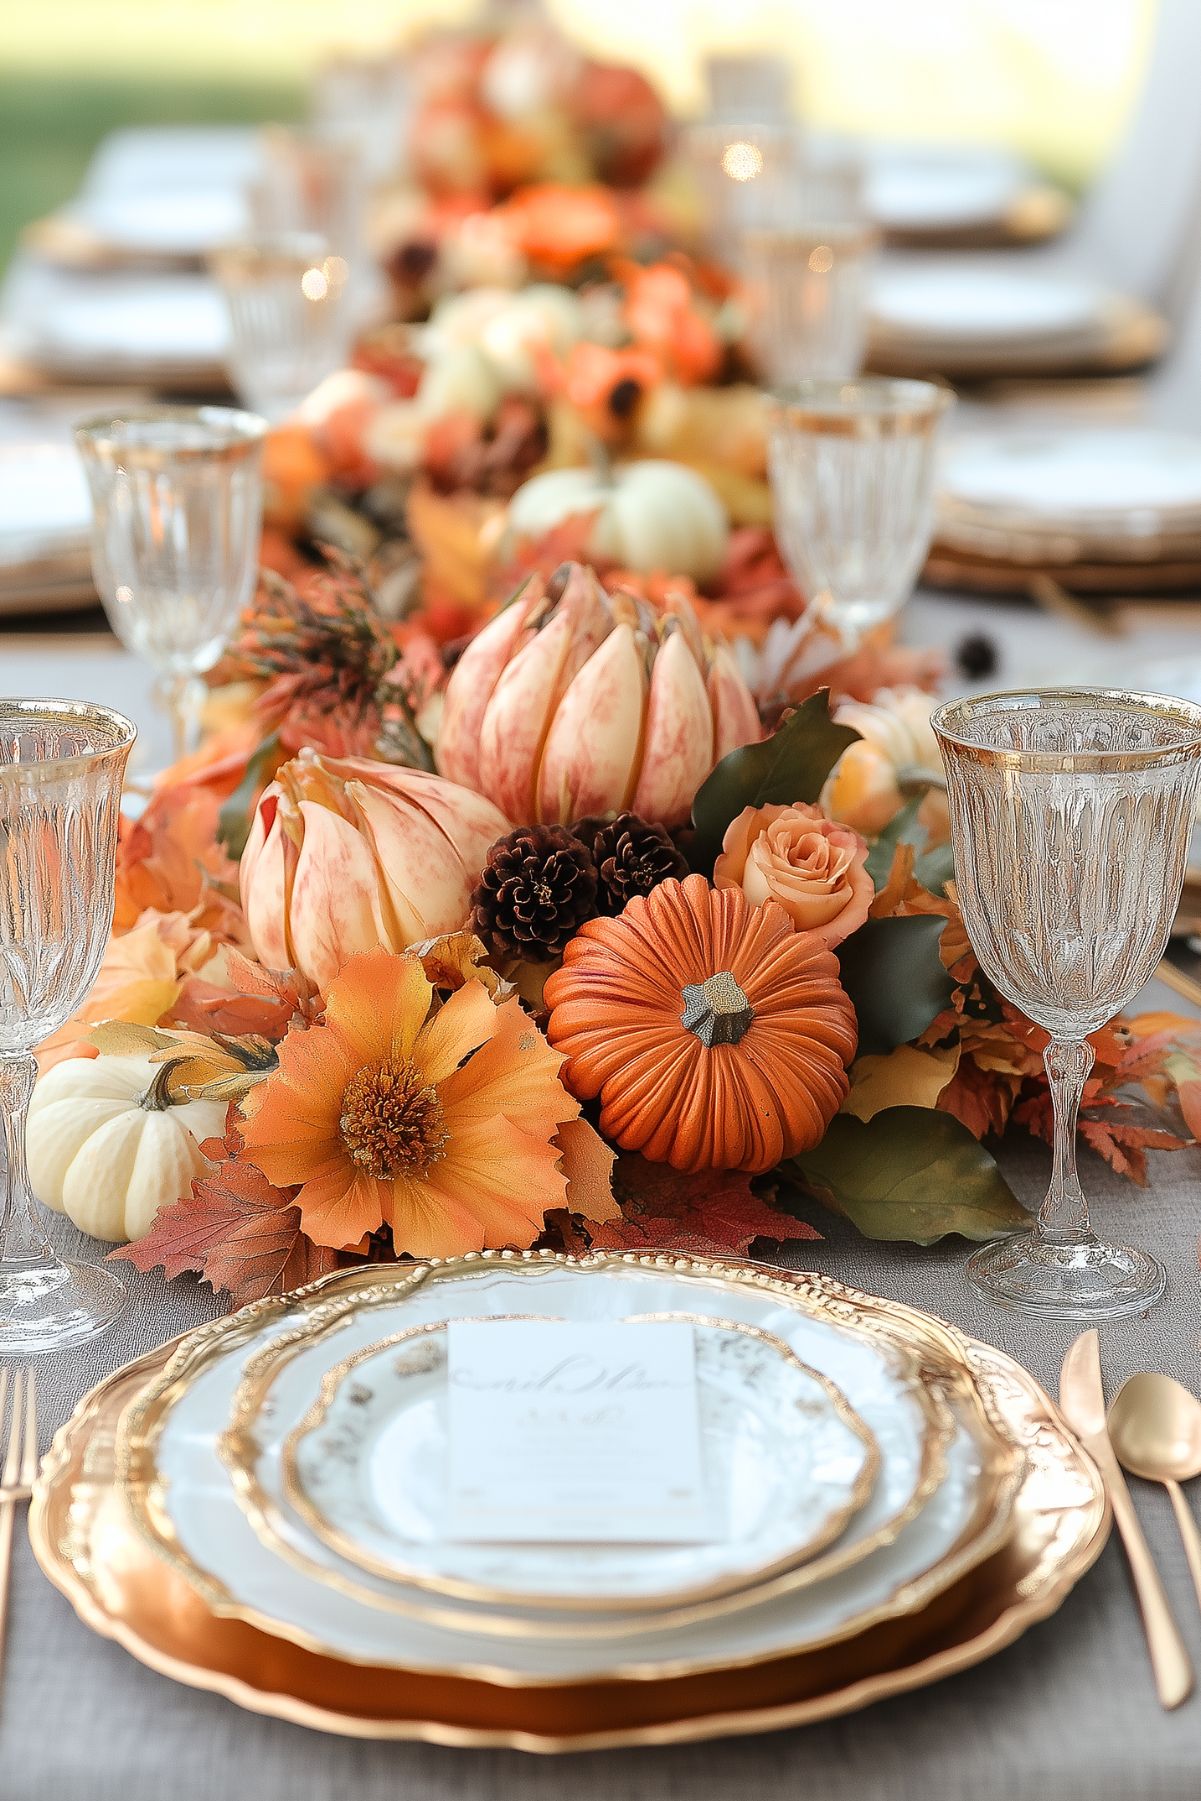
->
[573,813,689,915]
[471,826,598,961]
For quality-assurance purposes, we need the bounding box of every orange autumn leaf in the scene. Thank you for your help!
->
[589,1154,820,1256]
[115,785,243,939]
[114,1146,341,1306]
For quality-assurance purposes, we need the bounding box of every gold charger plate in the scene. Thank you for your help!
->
[29,1276,1109,1750]
[118,1255,1016,1664]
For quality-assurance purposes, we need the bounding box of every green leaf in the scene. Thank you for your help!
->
[217,732,281,861]
[786,1107,1030,1243]
[690,691,859,872]
[865,794,926,887]
[838,915,953,1055]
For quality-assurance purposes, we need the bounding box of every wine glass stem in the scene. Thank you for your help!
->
[1039,1036,1095,1247]
[0,1052,58,1273]
[163,674,203,764]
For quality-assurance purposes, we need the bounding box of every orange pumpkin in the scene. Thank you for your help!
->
[544,874,857,1173]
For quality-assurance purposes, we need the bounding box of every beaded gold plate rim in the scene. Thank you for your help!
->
[28,1277,1111,1751]
[112,1253,1019,1681]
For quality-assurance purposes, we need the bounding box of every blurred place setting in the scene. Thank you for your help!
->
[7,5,1201,1800]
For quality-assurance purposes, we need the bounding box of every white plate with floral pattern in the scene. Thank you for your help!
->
[281,1314,879,1610]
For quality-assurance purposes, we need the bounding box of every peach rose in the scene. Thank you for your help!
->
[714,802,872,948]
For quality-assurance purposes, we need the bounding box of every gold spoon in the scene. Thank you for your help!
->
[1108,1372,1201,1615]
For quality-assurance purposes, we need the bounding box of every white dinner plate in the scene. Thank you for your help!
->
[119,1258,1018,1683]
[0,443,91,563]
[872,266,1108,345]
[940,430,1201,523]
[61,189,250,261]
[283,1315,878,1609]
[83,126,263,198]
[3,260,229,380]
[866,145,1029,233]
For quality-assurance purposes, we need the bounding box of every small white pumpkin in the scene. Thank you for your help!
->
[27,1054,228,1244]
[506,458,729,585]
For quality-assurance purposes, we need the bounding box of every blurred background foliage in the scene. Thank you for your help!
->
[0,0,1154,267]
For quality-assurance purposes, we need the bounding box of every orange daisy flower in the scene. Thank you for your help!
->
[239,947,613,1256]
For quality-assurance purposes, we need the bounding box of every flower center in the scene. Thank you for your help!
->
[339,1059,448,1180]
[680,971,755,1047]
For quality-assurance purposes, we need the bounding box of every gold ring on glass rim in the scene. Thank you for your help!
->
[143,1268,940,1640]
[113,1252,1021,1683]
[263,1310,881,1619]
[30,1322,1108,1751]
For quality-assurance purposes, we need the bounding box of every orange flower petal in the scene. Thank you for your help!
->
[555,1117,618,1222]
[324,948,432,1067]
[421,1114,568,1245]
[414,977,500,1085]
[438,996,573,1138]
[295,1164,389,1249]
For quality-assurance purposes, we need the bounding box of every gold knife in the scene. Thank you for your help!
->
[1060,1330,1193,1709]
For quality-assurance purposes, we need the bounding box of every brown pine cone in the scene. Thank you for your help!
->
[573,812,689,915]
[471,825,598,961]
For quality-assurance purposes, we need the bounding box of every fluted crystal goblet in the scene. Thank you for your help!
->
[76,406,266,761]
[742,223,880,382]
[933,686,1201,1320]
[769,377,953,643]
[209,232,352,423]
[0,698,135,1353]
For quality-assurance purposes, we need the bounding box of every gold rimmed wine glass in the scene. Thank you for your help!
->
[933,686,1201,1320]
[75,405,266,763]
[0,697,135,1353]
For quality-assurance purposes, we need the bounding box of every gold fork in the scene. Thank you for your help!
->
[0,1370,38,1684]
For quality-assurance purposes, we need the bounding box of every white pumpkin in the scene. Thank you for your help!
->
[506,459,729,585]
[27,1054,228,1244]
[426,285,584,392]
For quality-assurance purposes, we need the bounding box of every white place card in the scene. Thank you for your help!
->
[444,1319,713,1543]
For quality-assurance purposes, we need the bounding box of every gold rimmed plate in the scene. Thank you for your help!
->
[30,1284,1109,1750]
[114,1254,1018,1676]
[279,1311,880,1615]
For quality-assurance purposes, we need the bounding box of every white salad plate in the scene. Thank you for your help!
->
[117,1257,1019,1684]
[871,266,1109,346]
[282,1315,878,1609]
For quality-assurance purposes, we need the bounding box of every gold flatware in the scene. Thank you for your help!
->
[1060,1331,1192,1708]
[1108,1372,1201,1618]
[1026,573,1124,638]
[0,1368,38,1687]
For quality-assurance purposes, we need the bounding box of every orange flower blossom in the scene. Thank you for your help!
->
[238,946,615,1256]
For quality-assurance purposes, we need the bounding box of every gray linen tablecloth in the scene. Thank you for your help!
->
[3,595,1201,1799]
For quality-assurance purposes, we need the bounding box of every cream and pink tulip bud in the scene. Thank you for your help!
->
[435,563,762,830]
[240,749,511,991]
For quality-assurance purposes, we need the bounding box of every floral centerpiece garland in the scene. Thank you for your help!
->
[28,559,1201,1308]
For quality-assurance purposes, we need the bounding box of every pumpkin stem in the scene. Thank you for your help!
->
[680,971,755,1047]
[140,1059,186,1112]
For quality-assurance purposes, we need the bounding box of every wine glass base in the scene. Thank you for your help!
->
[0,1259,125,1355]
[966,1231,1166,1322]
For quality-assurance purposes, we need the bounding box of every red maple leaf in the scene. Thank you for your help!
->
[112,1142,340,1307]
[588,1154,820,1257]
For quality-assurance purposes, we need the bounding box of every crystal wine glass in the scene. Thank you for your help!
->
[768,377,953,644]
[209,232,353,423]
[932,686,1201,1320]
[742,222,880,383]
[0,698,135,1353]
[75,406,266,762]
